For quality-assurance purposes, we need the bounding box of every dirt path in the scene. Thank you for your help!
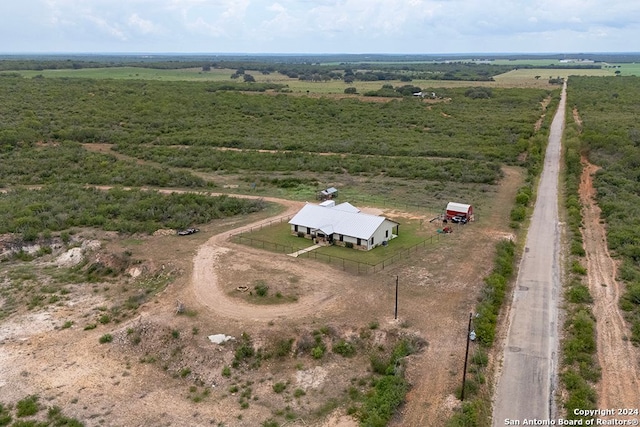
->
[189,198,346,321]
[578,156,640,409]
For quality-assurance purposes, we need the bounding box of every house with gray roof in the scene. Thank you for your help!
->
[288,202,399,251]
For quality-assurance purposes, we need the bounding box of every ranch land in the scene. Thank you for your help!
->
[1,55,639,427]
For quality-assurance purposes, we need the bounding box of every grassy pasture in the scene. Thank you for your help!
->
[608,63,640,76]
[13,65,587,91]
[492,68,615,88]
[16,66,233,81]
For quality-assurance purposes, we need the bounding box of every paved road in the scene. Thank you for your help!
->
[492,82,566,425]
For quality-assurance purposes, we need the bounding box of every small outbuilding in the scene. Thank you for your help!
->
[445,202,473,220]
[318,187,338,201]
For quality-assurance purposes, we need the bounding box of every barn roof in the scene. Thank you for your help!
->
[289,203,397,240]
[446,202,472,212]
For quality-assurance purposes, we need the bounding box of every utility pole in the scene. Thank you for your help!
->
[394,276,399,320]
[461,312,472,401]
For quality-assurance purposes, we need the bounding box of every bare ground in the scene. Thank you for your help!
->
[578,156,640,410]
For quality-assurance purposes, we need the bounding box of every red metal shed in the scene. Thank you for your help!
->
[445,202,473,219]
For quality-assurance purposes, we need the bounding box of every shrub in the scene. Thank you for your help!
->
[272,382,287,393]
[255,281,269,297]
[626,283,640,305]
[62,320,73,329]
[16,395,39,417]
[370,353,389,375]
[571,261,587,275]
[222,366,231,377]
[515,187,531,206]
[570,241,586,257]
[471,349,489,367]
[333,339,356,357]
[99,334,113,344]
[446,400,484,427]
[345,242,354,249]
[567,285,593,304]
[312,344,326,359]
[0,404,11,426]
[510,205,526,222]
[358,376,408,426]
[274,338,293,358]
[234,333,255,362]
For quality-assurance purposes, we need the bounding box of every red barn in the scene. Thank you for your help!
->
[445,202,473,220]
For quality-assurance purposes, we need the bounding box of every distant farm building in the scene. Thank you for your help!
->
[318,187,338,201]
[288,202,399,251]
[445,202,473,220]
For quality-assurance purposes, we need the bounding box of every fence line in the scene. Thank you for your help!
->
[231,228,441,275]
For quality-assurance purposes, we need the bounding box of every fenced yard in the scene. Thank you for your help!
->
[231,216,445,274]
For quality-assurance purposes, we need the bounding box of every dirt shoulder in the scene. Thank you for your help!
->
[578,156,640,409]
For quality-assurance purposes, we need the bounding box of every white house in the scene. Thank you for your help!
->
[288,202,399,251]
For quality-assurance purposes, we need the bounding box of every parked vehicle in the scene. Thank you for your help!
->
[451,216,468,224]
[177,228,199,236]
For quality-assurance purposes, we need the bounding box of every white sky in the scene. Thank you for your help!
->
[2,0,639,54]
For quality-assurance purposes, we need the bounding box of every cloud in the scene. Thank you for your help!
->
[2,0,639,53]
[128,14,158,34]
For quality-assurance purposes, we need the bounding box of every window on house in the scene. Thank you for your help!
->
[357,238,361,246]
[294,225,298,232]
[370,237,374,245]
[385,230,389,238]
[339,234,343,242]
[307,227,311,234]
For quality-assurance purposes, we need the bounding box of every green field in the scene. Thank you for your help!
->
[11,64,591,91]
[608,62,640,76]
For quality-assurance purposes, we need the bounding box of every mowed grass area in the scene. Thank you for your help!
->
[609,63,640,76]
[235,217,441,266]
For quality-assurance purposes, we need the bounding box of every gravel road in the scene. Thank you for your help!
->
[492,82,566,424]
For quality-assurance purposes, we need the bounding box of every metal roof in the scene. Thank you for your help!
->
[446,202,472,212]
[289,203,397,240]
[321,187,338,195]
[333,202,360,213]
